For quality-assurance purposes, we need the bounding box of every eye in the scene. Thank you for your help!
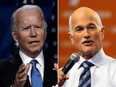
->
[35,25,42,29]
[75,28,84,32]
[78,28,83,31]
[24,27,29,30]
[36,26,41,28]
[87,26,95,30]
[87,23,96,30]
[90,26,95,29]
[23,26,30,30]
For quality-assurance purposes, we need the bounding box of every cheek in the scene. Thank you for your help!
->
[37,30,46,41]
[18,36,27,45]
[25,32,30,36]
[93,32,101,45]
[73,34,82,46]
[17,32,27,44]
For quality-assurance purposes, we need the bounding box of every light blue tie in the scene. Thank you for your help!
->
[31,59,43,87]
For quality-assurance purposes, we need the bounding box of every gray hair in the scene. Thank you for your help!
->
[11,5,47,31]
[69,12,103,36]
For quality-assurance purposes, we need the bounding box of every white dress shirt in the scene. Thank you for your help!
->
[19,50,44,84]
[62,48,116,87]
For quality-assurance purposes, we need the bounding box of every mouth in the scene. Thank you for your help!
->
[29,41,39,44]
[82,40,94,46]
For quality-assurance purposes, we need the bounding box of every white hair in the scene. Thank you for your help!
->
[69,16,73,35]
[69,12,103,36]
[11,5,47,31]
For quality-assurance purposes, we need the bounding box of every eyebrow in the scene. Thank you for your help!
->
[75,23,96,30]
[21,24,43,28]
[87,23,96,26]
[75,26,83,29]
[22,25,31,29]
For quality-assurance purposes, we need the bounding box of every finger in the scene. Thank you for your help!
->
[18,63,30,79]
[65,75,69,79]
[20,63,25,68]
[25,63,30,73]
[58,70,65,81]
[58,78,65,87]
[58,70,65,77]
[58,76,67,86]
[58,74,65,83]
[58,70,69,87]
[19,75,27,83]
[18,70,27,79]
[54,63,58,72]
[18,63,26,74]
[18,65,26,74]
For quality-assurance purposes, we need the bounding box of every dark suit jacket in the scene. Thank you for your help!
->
[0,52,57,87]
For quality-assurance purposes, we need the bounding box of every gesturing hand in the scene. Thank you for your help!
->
[13,63,30,87]
[58,70,69,87]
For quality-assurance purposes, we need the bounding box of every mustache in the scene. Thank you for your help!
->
[81,38,94,44]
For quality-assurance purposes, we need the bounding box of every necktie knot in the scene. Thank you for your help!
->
[31,59,38,66]
[81,61,94,69]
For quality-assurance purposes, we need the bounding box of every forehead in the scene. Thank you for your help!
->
[16,9,42,23]
[71,9,98,28]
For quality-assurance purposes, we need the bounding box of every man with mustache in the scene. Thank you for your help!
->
[58,7,116,87]
[0,5,57,87]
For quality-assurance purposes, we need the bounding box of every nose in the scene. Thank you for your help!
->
[83,28,90,39]
[30,26,37,37]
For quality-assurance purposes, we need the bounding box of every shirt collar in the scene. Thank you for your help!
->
[89,48,105,68]
[78,48,105,68]
[19,50,44,69]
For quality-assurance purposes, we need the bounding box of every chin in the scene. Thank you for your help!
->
[32,48,42,53]
[30,49,41,53]
[82,46,97,53]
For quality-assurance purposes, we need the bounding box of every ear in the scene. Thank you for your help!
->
[45,29,47,40]
[68,32,74,45]
[11,29,19,42]
[100,26,105,41]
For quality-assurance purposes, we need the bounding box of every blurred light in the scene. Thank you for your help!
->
[59,55,70,61]
[68,0,80,7]
[106,27,111,33]
[111,26,116,34]
[59,25,69,33]
[60,40,73,48]
[97,11,112,19]
[15,42,19,47]
[92,0,99,1]
[62,11,74,18]
[105,0,115,1]
[51,27,56,33]
[102,40,111,48]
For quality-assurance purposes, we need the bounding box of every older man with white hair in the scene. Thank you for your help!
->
[58,7,116,87]
[0,5,57,87]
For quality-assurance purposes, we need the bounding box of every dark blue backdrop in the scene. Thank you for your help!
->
[0,0,57,61]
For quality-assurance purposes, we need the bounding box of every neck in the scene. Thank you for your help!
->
[20,50,41,59]
[30,52,40,58]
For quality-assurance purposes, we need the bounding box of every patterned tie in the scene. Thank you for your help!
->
[31,59,43,87]
[79,61,94,87]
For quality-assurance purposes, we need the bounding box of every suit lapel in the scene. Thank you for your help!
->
[7,52,31,87]
[8,53,22,77]
[43,55,57,87]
